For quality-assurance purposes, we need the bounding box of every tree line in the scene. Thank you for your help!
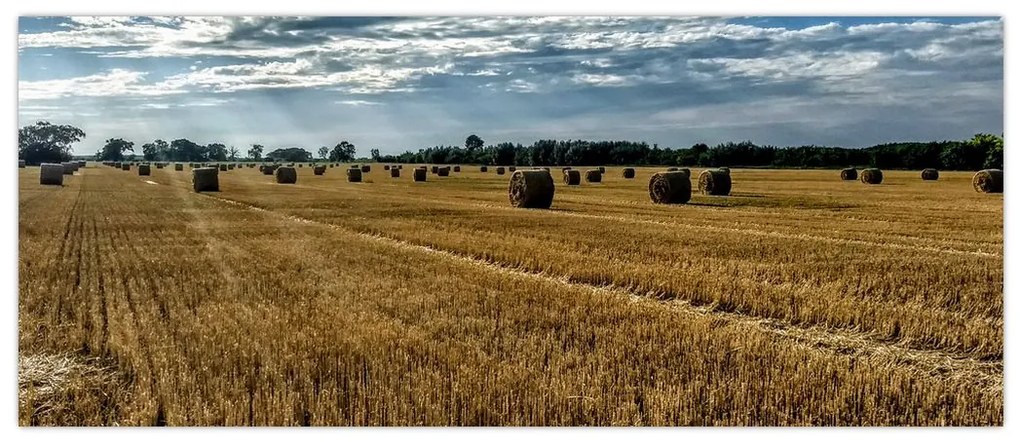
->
[17,121,1003,170]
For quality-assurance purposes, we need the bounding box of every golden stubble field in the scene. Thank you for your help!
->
[17,163,1002,426]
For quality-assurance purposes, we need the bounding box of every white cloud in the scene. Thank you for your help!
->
[336,100,381,106]
[18,69,185,100]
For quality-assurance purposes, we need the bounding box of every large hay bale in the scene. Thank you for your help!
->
[698,169,732,195]
[563,169,581,185]
[437,166,451,177]
[390,168,400,178]
[62,162,76,175]
[496,166,506,175]
[275,166,297,184]
[39,163,64,185]
[413,168,427,182]
[347,168,363,182]
[361,165,371,173]
[508,169,554,209]
[174,163,184,171]
[314,165,326,175]
[18,160,25,168]
[860,168,883,185]
[622,167,636,179]
[648,171,692,204]
[453,165,461,172]
[192,167,219,192]
[973,169,1003,193]
[584,169,602,183]
[840,168,857,181]
[921,168,939,181]
[138,164,151,176]
[480,166,488,172]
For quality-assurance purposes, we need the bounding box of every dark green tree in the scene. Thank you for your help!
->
[18,121,85,165]
[97,138,134,161]
[247,144,264,161]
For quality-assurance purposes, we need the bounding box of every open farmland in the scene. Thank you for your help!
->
[18,163,1003,426]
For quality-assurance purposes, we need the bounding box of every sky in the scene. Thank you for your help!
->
[17,16,1003,156]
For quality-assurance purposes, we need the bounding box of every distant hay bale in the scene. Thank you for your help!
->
[666,167,679,171]
[437,166,451,176]
[155,163,164,169]
[718,167,730,174]
[390,167,400,178]
[563,169,581,185]
[597,166,605,173]
[347,168,363,182]
[62,163,75,175]
[329,164,334,168]
[562,166,572,172]
[261,164,277,175]
[227,164,235,170]
[840,168,857,181]
[314,165,326,175]
[584,169,602,183]
[121,163,131,171]
[174,163,184,171]
[479,166,488,172]
[39,163,64,185]
[398,165,403,169]
[431,165,439,174]
[453,165,461,172]
[192,167,219,192]
[413,168,427,182]
[860,168,883,185]
[138,164,151,176]
[275,166,297,184]
[622,167,636,179]
[508,169,554,209]
[921,168,939,180]
[496,166,506,175]
[248,163,255,168]
[508,166,517,172]
[698,169,732,195]
[219,164,228,172]
[18,160,25,168]
[648,171,692,204]
[361,165,371,173]
[972,169,1003,193]
[77,160,86,168]
[384,165,390,170]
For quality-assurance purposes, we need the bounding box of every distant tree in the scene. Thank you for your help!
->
[207,143,228,161]
[265,147,313,162]
[248,144,264,161]
[18,121,85,165]
[318,146,329,160]
[329,141,356,162]
[370,148,381,161]
[170,138,205,161]
[141,142,158,161]
[970,133,1004,170]
[228,146,239,161]
[465,134,484,151]
[97,138,134,161]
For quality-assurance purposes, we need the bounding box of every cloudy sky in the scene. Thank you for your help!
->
[18,16,1002,156]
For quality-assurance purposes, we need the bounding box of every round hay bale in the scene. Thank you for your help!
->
[972,169,1003,193]
[508,166,517,172]
[398,165,403,169]
[437,166,451,177]
[563,169,581,185]
[860,168,883,185]
[361,165,371,173]
[275,166,297,184]
[622,167,636,179]
[155,163,164,169]
[62,162,76,175]
[840,168,857,181]
[508,170,554,209]
[718,167,730,174]
[347,168,363,182]
[921,168,939,181]
[453,165,461,172]
[480,166,488,172]
[584,169,602,183]
[313,165,326,175]
[384,165,390,170]
[390,168,400,178]
[329,164,334,168]
[218,164,228,172]
[39,163,64,185]
[413,168,427,182]
[431,165,439,174]
[261,164,278,175]
[698,169,732,195]
[138,164,151,176]
[174,163,184,171]
[496,166,506,175]
[597,166,605,173]
[648,171,692,204]
[78,161,86,168]
[192,167,219,192]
